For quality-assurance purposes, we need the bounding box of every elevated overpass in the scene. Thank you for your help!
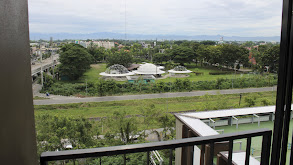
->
[31,54,59,77]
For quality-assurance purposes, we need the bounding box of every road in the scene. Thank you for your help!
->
[34,86,276,105]
[31,54,59,76]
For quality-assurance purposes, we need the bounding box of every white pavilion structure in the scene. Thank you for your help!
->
[99,64,135,80]
[133,63,165,76]
[168,66,192,77]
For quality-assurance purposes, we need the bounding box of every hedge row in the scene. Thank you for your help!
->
[44,75,278,96]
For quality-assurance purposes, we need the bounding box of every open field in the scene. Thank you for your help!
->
[80,64,107,81]
[157,64,254,83]
[77,63,274,84]
[34,91,277,118]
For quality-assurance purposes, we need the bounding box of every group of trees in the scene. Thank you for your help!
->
[59,43,92,80]
[153,42,250,69]
[35,106,175,163]
[58,40,280,81]
[251,45,280,73]
[57,40,279,82]
[44,75,277,97]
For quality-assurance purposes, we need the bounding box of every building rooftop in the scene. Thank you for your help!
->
[175,115,219,136]
[133,63,165,75]
[180,105,278,119]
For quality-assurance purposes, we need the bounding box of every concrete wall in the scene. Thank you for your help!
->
[0,0,38,164]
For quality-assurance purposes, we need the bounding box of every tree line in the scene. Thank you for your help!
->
[42,75,277,97]
[56,40,279,81]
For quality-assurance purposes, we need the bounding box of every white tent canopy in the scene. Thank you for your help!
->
[168,66,192,74]
[100,64,135,77]
[133,63,165,75]
[99,72,135,77]
[168,70,192,74]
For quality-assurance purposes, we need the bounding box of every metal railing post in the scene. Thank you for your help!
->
[245,137,251,165]
[261,132,272,165]
[169,149,173,165]
[147,151,150,165]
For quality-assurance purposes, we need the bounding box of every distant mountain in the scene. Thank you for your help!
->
[30,32,280,42]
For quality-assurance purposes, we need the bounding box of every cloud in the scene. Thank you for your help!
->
[28,0,283,37]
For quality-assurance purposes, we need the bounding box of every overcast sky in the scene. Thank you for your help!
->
[28,0,283,37]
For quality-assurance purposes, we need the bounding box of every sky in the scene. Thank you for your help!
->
[28,0,283,37]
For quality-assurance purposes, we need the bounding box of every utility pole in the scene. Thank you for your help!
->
[40,50,43,87]
[51,47,55,79]
[86,79,88,96]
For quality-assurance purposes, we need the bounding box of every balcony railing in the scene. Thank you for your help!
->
[40,128,271,165]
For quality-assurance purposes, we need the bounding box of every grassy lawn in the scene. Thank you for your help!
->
[216,120,293,164]
[157,65,254,83]
[79,63,107,82]
[33,96,49,100]
[34,91,276,118]
[75,63,268,84]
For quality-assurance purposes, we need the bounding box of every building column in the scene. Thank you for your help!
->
[0,0,38,164]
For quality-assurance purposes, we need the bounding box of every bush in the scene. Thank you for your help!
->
[43,74,278,96]
[209,72,231,75]
[261,99,271,106]
[245,97,256,107]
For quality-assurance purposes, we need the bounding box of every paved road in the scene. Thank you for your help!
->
[31,54,59,76]
[34,86,276,105]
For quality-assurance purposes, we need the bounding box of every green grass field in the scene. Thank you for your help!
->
[34,91,276,118]
[157,65,253,83]
[74,63,259,84]
[216,120,293,164]
[80,63,107,82]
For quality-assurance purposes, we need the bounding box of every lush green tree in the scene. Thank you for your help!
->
[219,44,248,68]
[200,40,216,45]
[140,104,160,136]
[106,50,133,67]
[242,41,255,47]
[106,111,139,144]
[41,73,55,90]
[260,45,280,73]
[93,47,106,63]
[59,43,84,52]
[130,43,142,55]
[158,113,176,140]
[59,44,93,80]
[237,47,250,67]
[87,42,106,63]
[190,42,201,65]
[36,114,98,155]
[153,53,170,64]
[196,45,212,66]
[171,46,195,65]
[208,45,222,64]
[95,79,108,96]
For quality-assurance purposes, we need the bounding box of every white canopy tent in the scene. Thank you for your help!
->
[99,72,135,77]
[168,66,192,74]
[168,70,193,74]
[133,63,165,75]
[99,64,135,77]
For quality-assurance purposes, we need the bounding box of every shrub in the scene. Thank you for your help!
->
[245,97,256,107]
[209,72,231,75]
[261,99,271,106]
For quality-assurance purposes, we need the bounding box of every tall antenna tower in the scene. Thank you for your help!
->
[124,0,127,46]
[50,37,53,46]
